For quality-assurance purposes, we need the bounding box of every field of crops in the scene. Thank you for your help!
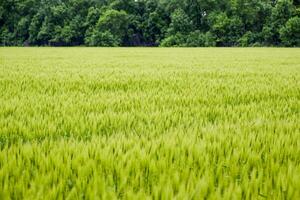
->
[0,48,299,199]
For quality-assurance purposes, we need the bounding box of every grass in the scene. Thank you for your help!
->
[0,47,299,199]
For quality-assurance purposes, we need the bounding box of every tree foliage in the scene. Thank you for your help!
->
[280,16,300,46]
[0,0,299,46]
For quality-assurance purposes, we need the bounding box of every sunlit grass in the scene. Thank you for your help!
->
[0,47,299,199]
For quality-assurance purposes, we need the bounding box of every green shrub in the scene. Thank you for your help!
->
[160,33,186,47]
[90,31,120,47]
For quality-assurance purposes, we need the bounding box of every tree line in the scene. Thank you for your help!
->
[1,0,300,47]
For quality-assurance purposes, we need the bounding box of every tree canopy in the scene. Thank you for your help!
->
[1,0,299,46]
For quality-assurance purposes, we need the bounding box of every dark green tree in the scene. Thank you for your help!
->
[209,12,244,46]
[280,16,300,46]
[0,0,299,46]
[262,0,295,45]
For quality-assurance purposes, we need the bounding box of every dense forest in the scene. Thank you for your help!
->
[1,0,300,47]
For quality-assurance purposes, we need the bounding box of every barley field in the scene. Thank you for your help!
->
[0,48,300,199]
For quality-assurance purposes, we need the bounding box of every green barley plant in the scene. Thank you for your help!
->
[0,47,299,199]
